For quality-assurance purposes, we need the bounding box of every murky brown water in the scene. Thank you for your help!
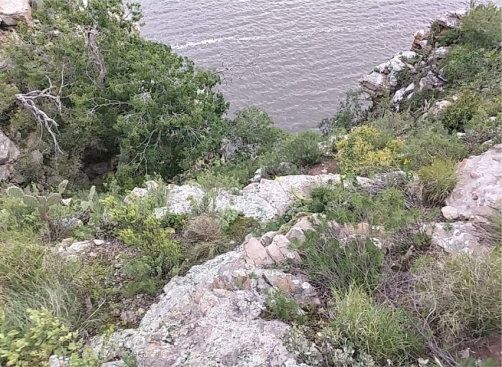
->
[138,0,474,131]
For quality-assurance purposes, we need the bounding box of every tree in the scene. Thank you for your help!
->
[3,0,228,185]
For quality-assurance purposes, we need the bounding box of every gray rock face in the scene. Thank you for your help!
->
[445,145,502,220]
[93,224,317,367]
[0,131,19,165]
[0,131,20,182]
[0,0,31,26]
[154,174,344,221]
[434,145,502,253]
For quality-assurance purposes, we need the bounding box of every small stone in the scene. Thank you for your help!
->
[243,238,274,266]
[260,231,277,247]
[93,239,105,246]
[145,180,159,191]
[61,198,72,206]
[441,206,459,220]
[266,243,286,263]
[285,227,306,243]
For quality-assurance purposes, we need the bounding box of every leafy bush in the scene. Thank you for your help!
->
[225,106,287,161]
[460,3,502,50]
[318,89,368,135]
[5,0,228,184]
[0,308,98,367]
[263,290,307,324]
[100,196,182,279]
[418,158,457,206]
[404,124,468,170]
[439,91,480,132]
[309,184,418,232]
[443,46,492,85]
[281,131,323,167]
[191,170,242,191]
[329,285,422,364]
[336,126,404,175]
[294,226,384,294]
[413,251,502,344]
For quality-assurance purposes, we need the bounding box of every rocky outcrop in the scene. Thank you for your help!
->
[0,131,20,182]
[0,0,31,26]
[92,221,319,367]
[433,145,502,253]
[134,173,402,221]
[360,8,468,108]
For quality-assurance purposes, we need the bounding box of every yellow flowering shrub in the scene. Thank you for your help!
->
[0,308,97,367]
[336,126,404,175]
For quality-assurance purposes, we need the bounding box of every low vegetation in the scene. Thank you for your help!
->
[0,1,500,366]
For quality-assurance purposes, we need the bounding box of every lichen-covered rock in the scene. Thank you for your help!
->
[434,145,502,253]
[0,131,19,166]
[445,145,502,220]
[92,237,314,367]
[0,0,31,26]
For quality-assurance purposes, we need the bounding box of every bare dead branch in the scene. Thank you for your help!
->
[15,76,63,153]
[85,28,106,90]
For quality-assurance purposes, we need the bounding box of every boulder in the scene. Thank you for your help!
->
[0,131,20,165]
[0,0,31,26]
[434,145,502,253]
[431,100,452,116]
[419,71,447,91]
[359,72,388,96]
[445,145,502,220]
[92,237,314,367]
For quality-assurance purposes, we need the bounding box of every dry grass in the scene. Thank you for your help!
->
[183,215,223,243]
[412,250,502,345]
[418,158,457,206]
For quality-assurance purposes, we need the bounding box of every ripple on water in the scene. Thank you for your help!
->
[138,0,488,131]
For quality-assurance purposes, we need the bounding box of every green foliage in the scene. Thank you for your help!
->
[413,251,502,344]
[0,239,108,334]
[294,226,384,294]
[319,89,368,135]
[4,0,228,184]
[460,4,502,50]
[439,91,480,132]
[404,124,468,170]
[80,185,96,211]
[263,290,307,324]
[6,181,67,225]
[102,196,181,279]
[418,158,457,206]
[0,308,98,367]
[329,285,421,364]
[309,183,418,232]
[281,131,323,167]
[226,106,288,161]
[191,170,242,191]
[336,125,404,175]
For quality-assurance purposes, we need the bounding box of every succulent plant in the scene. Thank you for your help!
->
[7,180,68,221]
[80,185,96,211]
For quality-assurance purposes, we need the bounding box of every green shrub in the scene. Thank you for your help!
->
[460,3,502,50]
[439,91,480,132]
[443,46,491,85]
[100,196,182,280]
[263,290,307,324]
[309,184,418,232]
[191,170,242,191]
[318,89,368,135]
[404,124,468,170]
[0,308,98,367]
[294,226,384,294]
[281,131,323,167]
[329,285,422,364]
[413,251,502,344]
[418,158,457,206]
[336,125,404,175]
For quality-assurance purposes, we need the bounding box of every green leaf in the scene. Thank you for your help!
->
[6,186,24,199]
[22,195,39,208]
[58,180,69,194]
[46,193,62,206]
